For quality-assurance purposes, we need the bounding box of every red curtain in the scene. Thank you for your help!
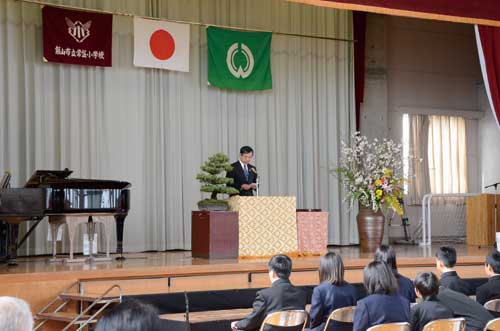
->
[476,25,500,128]
[353,11,366,130]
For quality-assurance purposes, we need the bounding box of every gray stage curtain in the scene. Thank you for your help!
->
[0,0,357,254]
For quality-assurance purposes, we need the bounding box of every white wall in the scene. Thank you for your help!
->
[478,86,500,192]
[361,14,483,241]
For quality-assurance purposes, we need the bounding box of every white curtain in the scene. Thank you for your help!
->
[406,114,430,205]
[0,0,357,255]
[428,115,468,194]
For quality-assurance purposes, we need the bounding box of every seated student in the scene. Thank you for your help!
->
[307,252,357,331]
[353,261,410,331]
[231,254,307,331]
[435,246,471,295]
[437,287,493,331]
[0,297,33,331]
[410,272,453,331]
[95,298,161,331]
[374,245,416,303]
[476,251,500,306]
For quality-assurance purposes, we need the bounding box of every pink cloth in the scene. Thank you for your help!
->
[296,212,328,254]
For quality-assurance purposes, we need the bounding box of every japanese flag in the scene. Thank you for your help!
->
[134,17,190,72]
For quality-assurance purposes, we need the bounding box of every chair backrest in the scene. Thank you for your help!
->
[485,318,500,331]
[323,306,355,329]
[323,306,356,331]
[485,299,500,313]
[422,318,466,331]
[259,310,308,331]
[366,322,411,331]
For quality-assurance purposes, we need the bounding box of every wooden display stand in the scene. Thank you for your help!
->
[466,194,500,246]
[191,211,239,259]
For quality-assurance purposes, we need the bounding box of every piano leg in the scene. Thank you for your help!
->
[7,223,19,266]
[114,214,126,260]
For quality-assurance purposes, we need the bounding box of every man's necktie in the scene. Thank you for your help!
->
[244,165,249,181]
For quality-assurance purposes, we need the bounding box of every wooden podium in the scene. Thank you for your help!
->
[191,211,239,259]
[466,194,500,246]
[228,196,298,257]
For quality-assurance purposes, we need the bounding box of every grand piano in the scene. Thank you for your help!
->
[0,169,130,264]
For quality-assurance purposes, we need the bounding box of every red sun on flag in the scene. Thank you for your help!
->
[149,29,175,60]
[134,17,190,71]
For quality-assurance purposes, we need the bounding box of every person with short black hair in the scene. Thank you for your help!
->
[226,146,258,196]
[231,255,307,331]
[409,272,453,331]
[353,261,410,331]
[476,250,500,306]
[437,286,493,331]
[435,246,471,295]
[374,245,416,302]
[307,253,357,331]
[95,298,161,331]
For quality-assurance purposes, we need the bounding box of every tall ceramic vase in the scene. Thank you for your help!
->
[357,207,385,252]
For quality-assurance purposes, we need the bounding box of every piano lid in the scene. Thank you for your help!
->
[24,169,131,189]
[25,169,73,187]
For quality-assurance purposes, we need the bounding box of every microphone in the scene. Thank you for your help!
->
[485,182,500,189]
[250,168,258,176]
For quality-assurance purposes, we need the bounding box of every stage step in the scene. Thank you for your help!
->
[33,282,122,331]
[59,292,120,302]
[35,312,97,324]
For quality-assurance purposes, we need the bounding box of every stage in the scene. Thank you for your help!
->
[0,243,492,317]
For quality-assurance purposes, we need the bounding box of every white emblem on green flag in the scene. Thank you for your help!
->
[207,26,272,90]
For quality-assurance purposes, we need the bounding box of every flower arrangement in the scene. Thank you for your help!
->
[336,133,404,215]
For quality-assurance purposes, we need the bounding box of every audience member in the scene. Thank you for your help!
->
[437,287,493,331]
[95,298,161,331]
[476,250,500,306]
[231,254,307,331]
[410,272,453,331]
[435,246,472,295]
[307,252,357,331]
[0,297,33,331]
[374,245,416,302]
[353,261,410,331]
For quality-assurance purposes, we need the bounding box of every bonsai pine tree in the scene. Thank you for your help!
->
[196,153,239,208]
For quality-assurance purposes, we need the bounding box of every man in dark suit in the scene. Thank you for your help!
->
[410,272,453,331]
[231,255,307,331]
[226,146,257,196]
[435,246,472,295]
[476,251,500,306]
[437,287,493,331]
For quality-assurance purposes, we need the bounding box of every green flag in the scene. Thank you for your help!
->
[207,26,272,91]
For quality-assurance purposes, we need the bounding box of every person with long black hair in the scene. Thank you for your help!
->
[374,245,416,303]
[307,252,357,331]
[353,261,410,331]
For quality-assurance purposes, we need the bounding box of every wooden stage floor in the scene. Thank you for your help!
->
[0,244,494,314]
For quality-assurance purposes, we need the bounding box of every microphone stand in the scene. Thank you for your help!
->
[184,292,190,331]
[250,168,259,196]
[485,182,500,247]
[255,175,259,196]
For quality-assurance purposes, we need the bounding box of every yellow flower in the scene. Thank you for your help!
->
[376,189,383,198]
[384,169,392,176]
[375,179,382,186]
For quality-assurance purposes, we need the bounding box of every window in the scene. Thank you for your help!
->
[403,114,467,196]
